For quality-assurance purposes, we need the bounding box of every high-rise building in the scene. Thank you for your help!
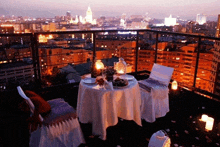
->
[86,6,93,23]
[119,13,126,28]
[117,41,213,90]
[0,24,14,34]
[208,14,220,95]
[0,62,34,88]
[216,14,220,38]
[208,41,220,95]
[121,13,126,20]
[196,14,206,25]
[164,15,176,26]
[66,11,71,20]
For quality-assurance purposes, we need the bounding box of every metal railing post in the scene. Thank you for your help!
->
[34,33,41,85]
[91,32,96,77]
[193,36,201,90]
[155,32,158,63]
[30,33,38,82]
[135,31,139,75]
[93,32,96,63]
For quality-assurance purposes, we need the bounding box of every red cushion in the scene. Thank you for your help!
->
[25,90,51,114]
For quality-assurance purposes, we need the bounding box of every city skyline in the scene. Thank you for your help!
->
[0,0,219,20]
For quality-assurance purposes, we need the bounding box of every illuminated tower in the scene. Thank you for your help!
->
[121,13,126,20]
[66,11,71,20]
[164,15,176,26]
[196,14,206,25]
[120,13,126,28]
[86,6,93,23]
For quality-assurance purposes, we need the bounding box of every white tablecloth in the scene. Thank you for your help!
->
[77,78,142,140]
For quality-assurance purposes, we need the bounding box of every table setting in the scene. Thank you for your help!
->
[76,58,142,140]
[81,60,135,90]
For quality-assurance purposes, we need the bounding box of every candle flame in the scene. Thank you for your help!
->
[118,70,124,74]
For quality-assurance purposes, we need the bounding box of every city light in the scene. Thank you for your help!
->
[0,2,220,147]
[164,15,177,26]
[118,31,137,35]
[0,4,219,96]
[1,24,13,27]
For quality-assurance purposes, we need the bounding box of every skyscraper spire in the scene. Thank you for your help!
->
[86,6,93,23]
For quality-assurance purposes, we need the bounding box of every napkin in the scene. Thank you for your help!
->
[104,80,114,90]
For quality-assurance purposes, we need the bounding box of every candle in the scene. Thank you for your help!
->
[172,80,178,90]
[205,117,214,131]
[118,69,124,74]
[95,60,104,70]
[200,114,208,122]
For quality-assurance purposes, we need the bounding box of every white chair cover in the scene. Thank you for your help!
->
[30,118,85,147]
[149,63,174,87]
[139,64,174,123]
[17,86,85,147]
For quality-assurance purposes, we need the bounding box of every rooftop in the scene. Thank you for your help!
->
[0,61,32,70]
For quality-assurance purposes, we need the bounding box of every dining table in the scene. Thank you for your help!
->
[76,74,142,140]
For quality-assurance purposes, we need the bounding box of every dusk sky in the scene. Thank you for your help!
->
[0,0,219,20]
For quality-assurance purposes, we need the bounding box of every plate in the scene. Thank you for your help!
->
[113,84,129,89]
[83,78,96,84]
[113,78,129,89]
[119,74,134,81]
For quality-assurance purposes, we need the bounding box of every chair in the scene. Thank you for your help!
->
[138,63,174,123]
[17,86,85,147]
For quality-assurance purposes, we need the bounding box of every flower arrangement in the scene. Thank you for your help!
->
[105,66,116,75]
[95,77,105,86]
[104,66,116,81]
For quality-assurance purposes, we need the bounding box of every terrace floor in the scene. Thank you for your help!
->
[1,78,220,147]
[79,88,220,147]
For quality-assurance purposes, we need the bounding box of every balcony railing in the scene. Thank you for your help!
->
[1,29,220,100]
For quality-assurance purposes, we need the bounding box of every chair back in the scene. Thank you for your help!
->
[149,63,174,87]
[17,86,43,122]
